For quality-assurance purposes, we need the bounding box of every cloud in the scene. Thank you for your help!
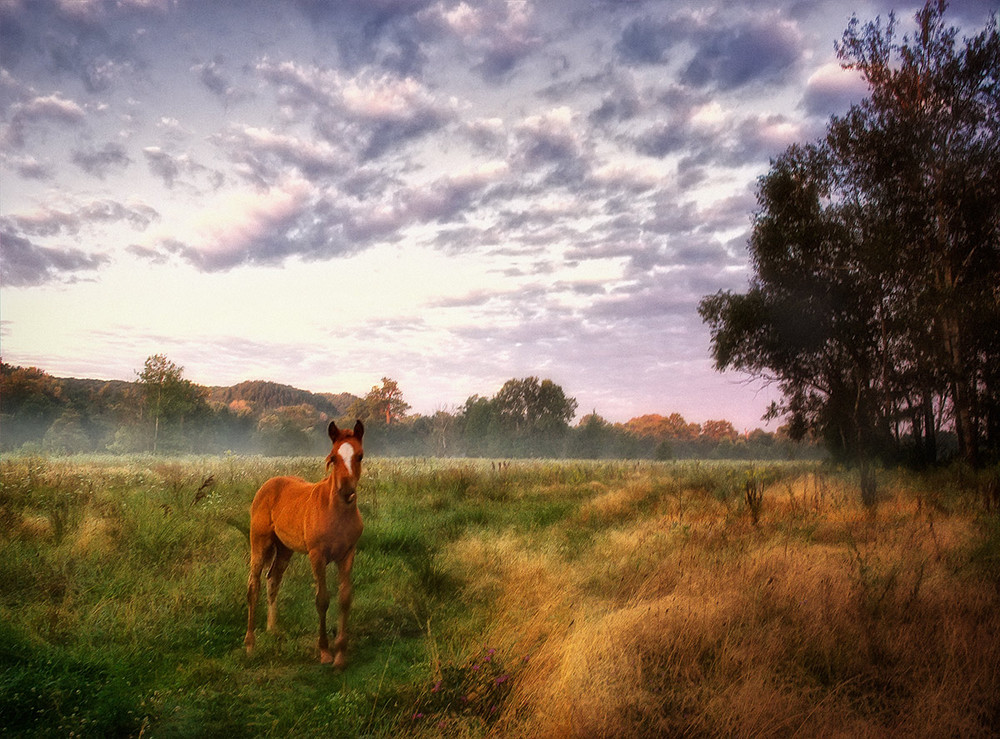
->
[137,148,514,271]
[615,11,805,90]
[587,160,663,196]
[801,62,869,117]
[323,71,454,158]
[71,142,131,178]
[215,125,349,183]
[680,18,804,90]
[191,56,251,105]
[632,96,805,170]
[143,147,181,187]
[4,154,53,180]
[0,0,146,92]
[3,92,86,148]
[8,199,159,238]
[425,0,541,80]
[403,160,510,222]
[0,227,110,287]
[142,178,343,271]
[635,117,708,158]
[142,147,223,191]
[614,14,694,64]
[295,0,434,76]
[513,106,591,184]
[588,73,645,125]
[255,59,454,160]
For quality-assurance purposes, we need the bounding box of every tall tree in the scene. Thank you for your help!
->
[349,377,411,426]
[700,1,999,467]
[492,377,578,436]
[832,0,1000,464]
[136,354,203,453]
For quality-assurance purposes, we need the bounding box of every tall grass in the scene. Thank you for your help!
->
[1,455,998,736]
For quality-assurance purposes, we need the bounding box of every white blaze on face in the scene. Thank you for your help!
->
[338,442,355,476]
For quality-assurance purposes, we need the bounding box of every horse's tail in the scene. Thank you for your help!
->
[220,513,250,541]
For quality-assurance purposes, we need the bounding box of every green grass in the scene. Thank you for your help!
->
[1,455,998,737]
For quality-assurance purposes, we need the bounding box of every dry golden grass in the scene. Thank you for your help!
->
[436,469,1000,738]
[70,512,117,556]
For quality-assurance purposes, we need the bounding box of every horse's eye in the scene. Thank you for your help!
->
[357,454,364,462]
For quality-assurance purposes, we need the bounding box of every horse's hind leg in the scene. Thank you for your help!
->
[244,532,275,654]
[266,541,293,633]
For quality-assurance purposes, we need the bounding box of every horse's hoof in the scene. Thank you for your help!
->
[334,652,347,670]
[320,649,335,664]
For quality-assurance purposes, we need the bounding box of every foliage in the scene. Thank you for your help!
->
[699,1,1000,468]
[491,376,577,436]
[255,404,328,456]
[134,354,210,454]
[349,377,411,427]
[627,412,701,442]
[0,364,65,449]
[208,380,354,418]
[455,376,578,457]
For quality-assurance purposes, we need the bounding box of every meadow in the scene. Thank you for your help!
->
[1,454,998,737]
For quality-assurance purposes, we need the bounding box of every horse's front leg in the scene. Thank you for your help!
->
[333,548,356,670]
[308,549,334,664]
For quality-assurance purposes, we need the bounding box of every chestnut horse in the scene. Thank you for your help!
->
[244,419,365,667]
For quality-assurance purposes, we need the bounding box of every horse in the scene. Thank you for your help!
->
[244,419,365,667]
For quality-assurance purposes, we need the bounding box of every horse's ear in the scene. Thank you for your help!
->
[353,419,364,440]
[329,421,339,441]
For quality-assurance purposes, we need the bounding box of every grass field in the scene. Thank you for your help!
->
[1,454,998,737]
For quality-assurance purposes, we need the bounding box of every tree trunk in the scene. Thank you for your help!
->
[940,308,978,466]
[922,391,937,464]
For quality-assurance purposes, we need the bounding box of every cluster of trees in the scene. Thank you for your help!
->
[0,356,368,457]
[700,2,999,470]
[2,357,256,455]
[1,361,814,460]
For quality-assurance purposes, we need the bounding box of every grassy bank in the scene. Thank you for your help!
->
[1,455,998,736]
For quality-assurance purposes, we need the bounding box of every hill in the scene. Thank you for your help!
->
[0,362,363,454]
[206,380,358,417]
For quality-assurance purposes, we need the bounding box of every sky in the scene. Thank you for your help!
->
[1,0,996,431]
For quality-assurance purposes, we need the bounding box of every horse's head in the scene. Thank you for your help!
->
[326,419,365,504]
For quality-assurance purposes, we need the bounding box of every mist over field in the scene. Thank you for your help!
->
[1,362,821,461]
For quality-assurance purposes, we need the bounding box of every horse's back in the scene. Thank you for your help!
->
[251,475,310,510]
[250,476,317,553]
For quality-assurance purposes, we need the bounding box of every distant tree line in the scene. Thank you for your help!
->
[0,361,816,460]
[700,2,1000,471]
